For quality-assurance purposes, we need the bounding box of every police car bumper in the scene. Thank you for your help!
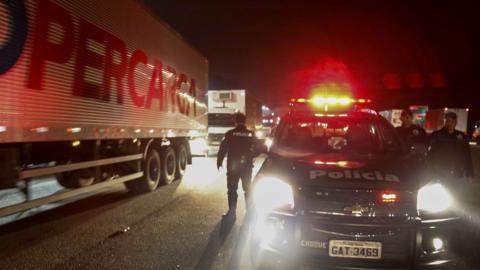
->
[250,211,459,269]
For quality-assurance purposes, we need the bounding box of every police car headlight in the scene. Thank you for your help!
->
[417,183,453,213]
[253,177,294,213]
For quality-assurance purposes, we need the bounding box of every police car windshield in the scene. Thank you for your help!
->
[277,117,397,154]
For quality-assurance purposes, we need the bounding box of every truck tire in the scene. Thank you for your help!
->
[58,169,95,189]
[161,146,176,185]
[175,143,188,180]
[124,148,161,193]
[142,148,162,191]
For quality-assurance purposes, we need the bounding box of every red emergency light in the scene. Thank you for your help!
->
[379,191,399,203]
[289,96,373,114]
[290,96,371,106]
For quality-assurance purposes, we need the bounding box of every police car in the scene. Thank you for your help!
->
[250,96,460,269]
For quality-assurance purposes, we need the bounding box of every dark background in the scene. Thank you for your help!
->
[143,0,479,129]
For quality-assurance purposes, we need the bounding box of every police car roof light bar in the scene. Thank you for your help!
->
[289,97,371,105]
[288,96,374,116]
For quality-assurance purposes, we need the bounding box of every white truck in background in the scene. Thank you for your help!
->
[207,90,262,155]
[379,109,403,127]
[379,106,428,128]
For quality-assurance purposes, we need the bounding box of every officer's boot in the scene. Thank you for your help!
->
[223,196,237,219]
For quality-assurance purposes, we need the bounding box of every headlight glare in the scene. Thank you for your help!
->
[265,138,273,149]
[253,177,294,213]
[189,137,207,154]
[417,183,453,213]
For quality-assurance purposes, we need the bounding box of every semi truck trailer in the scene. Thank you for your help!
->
[0,0,208,216]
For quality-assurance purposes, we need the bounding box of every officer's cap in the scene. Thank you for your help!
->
[235,113,246,124]
[445,111,457,120]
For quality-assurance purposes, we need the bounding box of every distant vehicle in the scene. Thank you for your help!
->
[379,106,428,129]
[379,109,403,127]
[207,90,261,154]
[0,0,207,216]
[425,108,469,133]
[250,96,460,269]
[473,120,480,145]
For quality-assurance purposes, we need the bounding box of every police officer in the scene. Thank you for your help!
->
[217,113,257,218]
[395,108,427,149]
[428,112,474,183]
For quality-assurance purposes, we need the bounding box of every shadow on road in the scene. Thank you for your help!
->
[0,190,135,235]
[195,216,236,270]
[227,215,252,270]
[0,176,186,235]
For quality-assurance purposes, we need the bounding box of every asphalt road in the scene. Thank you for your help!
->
[0,156,478,270]
[0,157,261,270]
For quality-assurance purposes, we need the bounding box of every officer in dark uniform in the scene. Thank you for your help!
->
[395,108,427,150]
[428,112,474,183]
[217,113,257,218]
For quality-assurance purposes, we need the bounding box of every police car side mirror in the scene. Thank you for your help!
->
[410,143,427,156]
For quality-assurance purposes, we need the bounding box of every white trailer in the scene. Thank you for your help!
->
[206,90,261,154]
[207,90,246,150]
[0,0,208,216]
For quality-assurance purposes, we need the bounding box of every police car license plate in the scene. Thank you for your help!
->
[328,240,382,259]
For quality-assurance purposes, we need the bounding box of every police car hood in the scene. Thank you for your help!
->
[264,152,420,190]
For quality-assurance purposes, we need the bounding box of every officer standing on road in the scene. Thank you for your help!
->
[395,108,427,149]
[428,112,474,183]
[217,113,257,218]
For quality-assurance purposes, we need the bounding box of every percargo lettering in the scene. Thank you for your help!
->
[309,170,400,182]
[128,50,148,107]
[28,0,75,89]
[1,0,196,116]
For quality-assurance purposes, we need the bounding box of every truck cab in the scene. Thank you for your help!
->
[207,90,262,155]
[207,90,244,154]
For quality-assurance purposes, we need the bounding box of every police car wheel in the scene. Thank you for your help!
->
[175,144,187,180]
[161,147,176,185]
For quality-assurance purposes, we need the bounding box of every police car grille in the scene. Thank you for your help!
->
[300,187,415,221]
[309,214,411,224]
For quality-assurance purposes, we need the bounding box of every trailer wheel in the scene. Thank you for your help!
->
[58,169,95,189]
[161,146,176,185]
[141,148,162,191]
[175,143,188,180]
[124,148,162,193]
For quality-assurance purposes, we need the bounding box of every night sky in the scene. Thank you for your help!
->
[143,0,478,124]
